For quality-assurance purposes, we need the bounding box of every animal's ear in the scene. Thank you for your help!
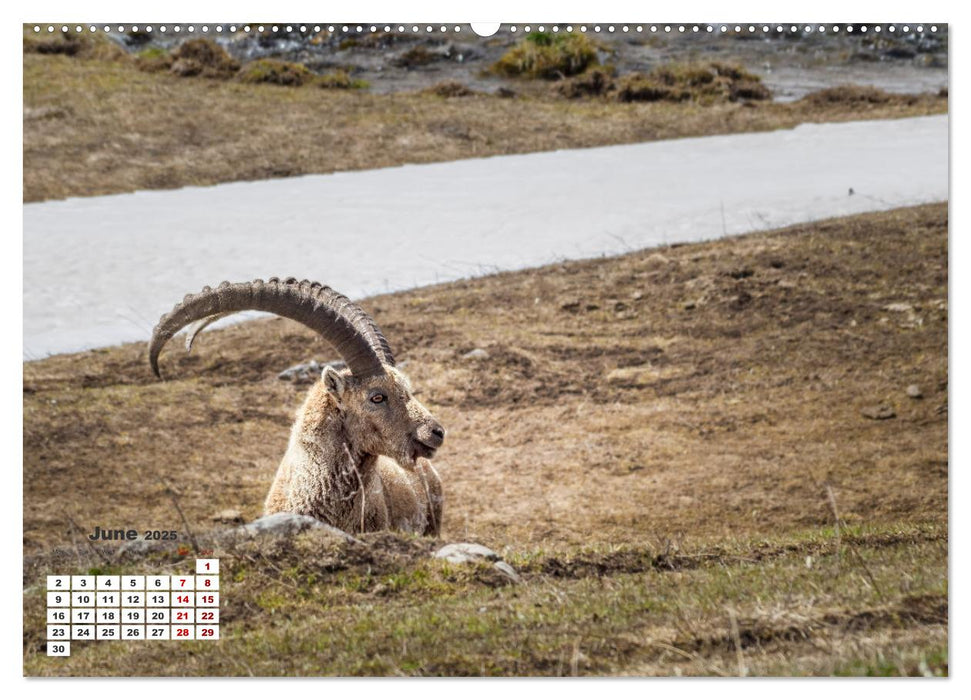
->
[322,366,346,401]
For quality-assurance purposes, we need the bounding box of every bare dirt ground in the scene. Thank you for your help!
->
[23,204,947,675]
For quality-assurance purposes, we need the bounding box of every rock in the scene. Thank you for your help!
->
[462,348,490,360]
[861,405,896,420]
[278,359,345,383]
[211,509,244,524]
[434,542,500,563]
[906,384,923,399]
[235,513,359,543]
[434,542,521,583]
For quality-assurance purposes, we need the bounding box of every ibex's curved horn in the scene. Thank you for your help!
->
[149,278,395,379]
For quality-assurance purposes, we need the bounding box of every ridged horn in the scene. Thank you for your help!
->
[149,278,394,379]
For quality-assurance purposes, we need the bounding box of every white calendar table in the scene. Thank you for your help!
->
[46,558,220,656]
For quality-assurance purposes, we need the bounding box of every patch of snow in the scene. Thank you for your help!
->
[23,116,947,359]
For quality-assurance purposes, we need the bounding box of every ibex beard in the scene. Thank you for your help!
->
[149,278,445,536]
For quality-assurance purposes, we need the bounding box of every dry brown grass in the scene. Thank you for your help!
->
[21,205,948,676]
[23,51,947,203]
[23,204,947,552]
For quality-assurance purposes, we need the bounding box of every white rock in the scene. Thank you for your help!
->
[237,513,358,543]
[434,542,500,563]
[434,542,521,582]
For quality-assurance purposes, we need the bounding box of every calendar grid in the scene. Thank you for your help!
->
[46,558,220,656]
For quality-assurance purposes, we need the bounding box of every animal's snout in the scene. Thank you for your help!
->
[419,421,446,449]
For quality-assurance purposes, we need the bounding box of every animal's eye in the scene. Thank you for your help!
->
[370,393,387,404]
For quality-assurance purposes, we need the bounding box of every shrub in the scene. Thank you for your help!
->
[236,59,312,86]
[491,32,599,79]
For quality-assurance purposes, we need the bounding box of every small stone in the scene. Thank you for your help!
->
[212,509,243,524]
[861,405,896,420]
[462,348,490,360]
[906,384,923,399]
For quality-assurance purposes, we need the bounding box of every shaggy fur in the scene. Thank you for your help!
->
[264,365,445,535]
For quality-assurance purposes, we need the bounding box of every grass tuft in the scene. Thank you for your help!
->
[236,58,313,86]
[491,32,600,79]
[316,69,369,90]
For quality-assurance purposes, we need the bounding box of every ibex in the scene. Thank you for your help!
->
[149,278,445,535]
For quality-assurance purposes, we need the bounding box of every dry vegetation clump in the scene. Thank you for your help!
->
[317,69,370,90]
[800,84,922,106]
[345,30,419,50]
[393,45,445,68]
[133,46,174,72]
[422,81,478,98]
[236,58,313,86]
[554,66,617,98]
[168,38,240,79]
[492,32,600,79]
[559,62,771,103]
[23,30,128,62]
